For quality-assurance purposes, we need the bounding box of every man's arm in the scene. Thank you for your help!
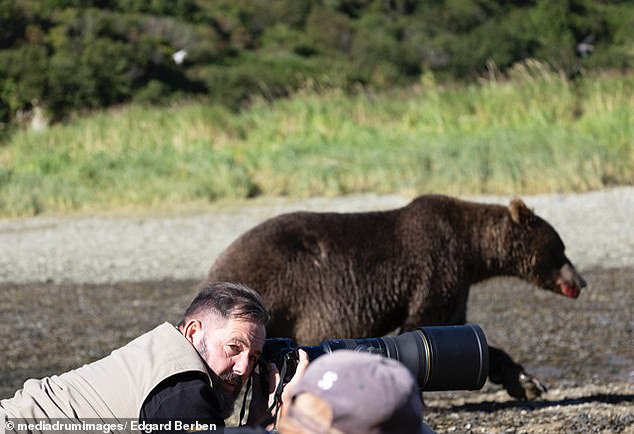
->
[140,371,226,425]
[140,372,270,434]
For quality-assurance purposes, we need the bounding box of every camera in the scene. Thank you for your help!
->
[260,324,489,391]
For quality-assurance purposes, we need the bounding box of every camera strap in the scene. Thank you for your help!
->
[238,360,288,428]
[238,374,252,426]
[268,358,289,429]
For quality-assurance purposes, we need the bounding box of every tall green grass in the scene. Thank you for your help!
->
[1,61,632,216]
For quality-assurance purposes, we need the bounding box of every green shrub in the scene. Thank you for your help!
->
[0,44,48,121]
[0,0,632,126]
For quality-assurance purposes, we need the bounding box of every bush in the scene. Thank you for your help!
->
[202,51,336,109]
[0,0,632,127]
[0,44,48,122]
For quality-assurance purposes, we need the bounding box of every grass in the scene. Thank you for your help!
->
[1,61,632,217]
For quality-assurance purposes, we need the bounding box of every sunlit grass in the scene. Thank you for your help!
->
[1,62,632,216]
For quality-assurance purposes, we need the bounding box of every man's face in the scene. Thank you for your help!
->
[185,315,266,418]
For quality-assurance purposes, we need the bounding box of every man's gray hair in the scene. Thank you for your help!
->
[178,281,269,327]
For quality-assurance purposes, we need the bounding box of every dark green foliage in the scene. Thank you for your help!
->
[0,0,632,126]
[114,0,200,20]
[203,52,334,109]
[0,0,27,49]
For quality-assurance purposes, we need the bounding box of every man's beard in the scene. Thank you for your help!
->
[197,340,243,419]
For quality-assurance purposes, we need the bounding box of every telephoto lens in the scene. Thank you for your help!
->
[262,324,489,391]
[313,324,489,391]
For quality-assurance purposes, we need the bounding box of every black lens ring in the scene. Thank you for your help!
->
[468,323,489,388]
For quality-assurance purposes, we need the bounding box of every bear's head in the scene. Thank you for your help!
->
[507,198,587,298]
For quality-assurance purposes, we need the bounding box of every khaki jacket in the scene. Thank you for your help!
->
[1,322,210,426]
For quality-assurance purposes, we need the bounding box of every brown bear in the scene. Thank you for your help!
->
[205,194,587,400]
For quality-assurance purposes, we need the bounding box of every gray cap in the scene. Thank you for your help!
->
[286,350,430,434]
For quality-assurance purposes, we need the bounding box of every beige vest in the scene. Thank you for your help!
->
[1,322,210,424]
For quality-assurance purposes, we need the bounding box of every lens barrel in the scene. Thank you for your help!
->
[415,324,488,391]
[299,324,489,391]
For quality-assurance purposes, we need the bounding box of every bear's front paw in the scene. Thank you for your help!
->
[505,371,548,401]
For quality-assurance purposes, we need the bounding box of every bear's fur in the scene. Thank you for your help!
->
[205,194,586,400]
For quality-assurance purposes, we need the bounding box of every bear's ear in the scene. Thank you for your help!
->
[508,197,533,224]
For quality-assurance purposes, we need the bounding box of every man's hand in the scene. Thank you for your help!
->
[247,350,309,427]
[277,350,309,423]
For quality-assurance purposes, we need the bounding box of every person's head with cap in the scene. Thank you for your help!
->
[277,350,435,434]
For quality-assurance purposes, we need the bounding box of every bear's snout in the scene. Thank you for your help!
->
[556,263,587,298]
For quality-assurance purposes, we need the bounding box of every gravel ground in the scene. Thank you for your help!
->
[1,188,633,433]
